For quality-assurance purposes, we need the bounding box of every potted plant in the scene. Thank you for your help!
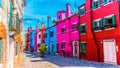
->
[38,43,48,57]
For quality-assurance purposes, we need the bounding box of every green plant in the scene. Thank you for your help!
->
[38,43,48,52]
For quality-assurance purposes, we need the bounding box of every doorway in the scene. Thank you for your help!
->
[72,41,79,58]
[103,39,117,64]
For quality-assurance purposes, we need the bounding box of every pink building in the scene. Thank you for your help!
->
[57,4,79,58]
[37,29,42,46]
[34,27,38,52]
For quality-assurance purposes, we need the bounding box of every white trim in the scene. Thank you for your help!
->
[103,1,113,6]
[81,41,86,43]
[94,18,102,22]
[94,30,102,32]
[104,27,115,30]
[72,22,78,24]
[80,6,85,9]
[81,33,86,35]
[80,23,86,26]
[104,14,114,18]
[93,7,100,11]
[103,39,116,42]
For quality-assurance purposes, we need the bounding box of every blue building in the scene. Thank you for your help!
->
[29,27,36,52]
[44,17,57,55]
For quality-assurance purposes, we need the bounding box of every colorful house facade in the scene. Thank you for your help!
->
[78,0,120,65]
[57,4,79,58]
[25,27,30,51]
[44,17,57,55]
[34,27,38,52]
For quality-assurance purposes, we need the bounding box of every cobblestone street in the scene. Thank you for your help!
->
[18,51,120,68]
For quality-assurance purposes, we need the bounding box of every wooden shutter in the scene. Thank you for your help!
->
[99,19,103,27]
[104,18,107,25]
[84,25,86,31]
[98,0,101,7]
[92,21,95,27]
[112,15,115,25]
[92,2,95,9]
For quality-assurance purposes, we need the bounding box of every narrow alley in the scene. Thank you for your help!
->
[18,51,120,68]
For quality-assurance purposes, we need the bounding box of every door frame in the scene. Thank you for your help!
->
[72,41,79,58]
[103,39,117,64]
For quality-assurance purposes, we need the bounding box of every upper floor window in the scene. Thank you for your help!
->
[50,31,54,37]
[80,42,86,55]
[103,15,116,29]
[0,39,3,63]
[61,27,66,34]
[103,0,113,5]
[61,42,65,50]
[79,6,86,16]
[92,0,100,9]
[44,33,47,38]
[92,19,103,31]
[72,23,78,31]
[39,34,41,38]
[79,24,86,34]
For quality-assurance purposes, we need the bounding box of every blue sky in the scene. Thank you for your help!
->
[24,0,85,31]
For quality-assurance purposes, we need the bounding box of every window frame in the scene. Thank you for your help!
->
[80,42,86,55]
[79,24,86,34]
[61,26,66,34]
[79,6,86,16]
[50,31,54,37]
[72,23,78,32]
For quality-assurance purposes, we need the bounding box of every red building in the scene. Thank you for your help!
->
[25,27,30,51]
[78,0,120,65]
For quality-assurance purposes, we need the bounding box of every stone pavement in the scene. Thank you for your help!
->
[18,51,120,68]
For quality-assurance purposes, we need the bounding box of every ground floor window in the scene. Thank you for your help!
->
[0,38,3,62]
[80,42,86,55]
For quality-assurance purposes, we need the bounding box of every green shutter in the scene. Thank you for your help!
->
[92,2,95,9]
[98,0,101,7]
[9,2,13,28]
[103,18,107,25]
[79,26,82,30]
[99,19,103,27]
[84,25,86,31]
[0,0,2,7]
[92,21,95,27]
[0,40,3,62]
[112,15,115,25]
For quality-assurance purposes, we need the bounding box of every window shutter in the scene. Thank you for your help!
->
[84,7,86,14]
[9,2,13,28]
[103,18,107,25]
[16,43,18,55]
[84,25,86,31]
[92,2,95,9]
[78,9,81,15]
[99,19,103,27]
[92,21,95,27]
[98,0,101,7]
[103,0,106,4]
[79,26,82,30]
[112,15,115,25]
[0,0,2,7]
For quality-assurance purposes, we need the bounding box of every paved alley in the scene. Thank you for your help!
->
[18,51,120,68]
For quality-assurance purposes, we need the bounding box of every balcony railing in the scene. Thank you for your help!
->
[93,26,103,31]
[9,14,23,35]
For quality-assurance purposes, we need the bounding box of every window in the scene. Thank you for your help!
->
[80,43,86,55]
[44,33,47,38]
[58,15,61,20]
[79,24,86,33]
[92,19,103,31]
[79,6,86,16]
[61,42,65,50]
[0,39,3,62]
[16,42,18,56]
[50,31,54,37]
[103,0,113,5]
[103,15,116,29]
[61,27,66,34]
[39,34,41,38]
[72,23,78,31]
[0,0,2,7]
[92,0,100,9]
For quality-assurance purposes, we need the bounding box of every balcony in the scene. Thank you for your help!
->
[104,23,116,29]
[9,14,23,37]
[93,26,103,31]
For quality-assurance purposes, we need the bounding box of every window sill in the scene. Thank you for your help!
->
[104,27,115,31]
[80,13,86,16]
[80,33,86,35]
[93,7,100,11]
[103,1,113,6]
[94,30,102,32]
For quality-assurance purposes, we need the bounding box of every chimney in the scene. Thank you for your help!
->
[66,3,71,17]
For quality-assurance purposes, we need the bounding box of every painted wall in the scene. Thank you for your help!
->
[79,0,120,64]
